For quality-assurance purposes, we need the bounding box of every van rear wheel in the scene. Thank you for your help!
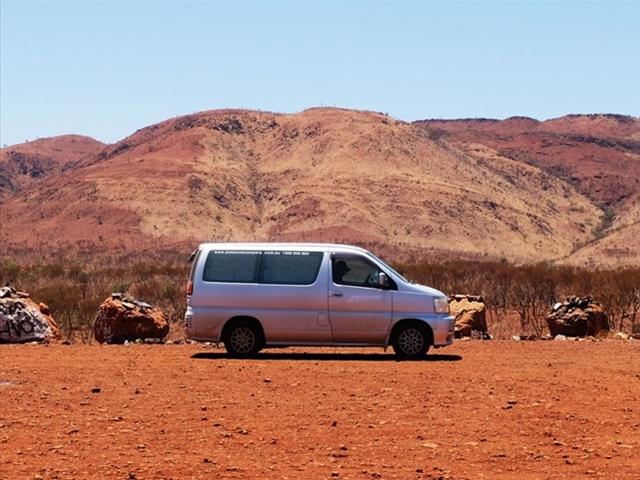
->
[392,323,430,359]
[223,320,263,356]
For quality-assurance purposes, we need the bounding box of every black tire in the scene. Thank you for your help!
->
[392,322,430,359]
[223,320,263,356]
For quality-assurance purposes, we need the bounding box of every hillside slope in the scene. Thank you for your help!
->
[1,108,602,263]
[0,135,106,201]
[415,114,640,208]
[564,194,640,267]
[415,114,640,266]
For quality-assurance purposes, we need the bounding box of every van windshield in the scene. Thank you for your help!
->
[368,253,409,283]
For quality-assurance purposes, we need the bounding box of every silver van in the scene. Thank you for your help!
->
[185,243,454,358]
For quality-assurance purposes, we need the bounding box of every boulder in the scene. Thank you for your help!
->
[449,294,488,338]
[546,296,609,337]
[0,286,61,343]
[94,293,168,344]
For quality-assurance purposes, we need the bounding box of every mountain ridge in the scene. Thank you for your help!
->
[2,108,638,266]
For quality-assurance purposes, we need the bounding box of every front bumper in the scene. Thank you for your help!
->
[433,314,455,347]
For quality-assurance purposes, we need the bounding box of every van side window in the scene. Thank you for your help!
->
[332,255,382,288]
[261,251,323,285]
[203,251,261,283]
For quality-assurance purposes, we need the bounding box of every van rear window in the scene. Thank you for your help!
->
[203,251,261,283]
[202,250,323,285]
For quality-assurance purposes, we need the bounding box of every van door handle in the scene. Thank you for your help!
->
[331,291,343,297]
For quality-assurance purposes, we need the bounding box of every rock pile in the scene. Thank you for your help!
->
[547,296,609,337]
[449,294,489,339]
[94,293,169,344]
[0,286,61,343]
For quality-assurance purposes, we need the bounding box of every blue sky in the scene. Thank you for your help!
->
[1,1,639,146]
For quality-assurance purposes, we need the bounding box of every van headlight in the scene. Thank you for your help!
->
[433,296,449,314]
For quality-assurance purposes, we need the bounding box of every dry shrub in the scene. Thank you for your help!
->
[398,260,640,337]
[1,249,638,342]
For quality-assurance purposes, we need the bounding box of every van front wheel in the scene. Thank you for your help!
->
[223,320,262,356]
[392,323,430,359]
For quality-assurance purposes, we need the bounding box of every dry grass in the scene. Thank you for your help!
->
[2,250,638,342]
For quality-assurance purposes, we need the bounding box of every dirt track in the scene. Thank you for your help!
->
[1,341,639,480]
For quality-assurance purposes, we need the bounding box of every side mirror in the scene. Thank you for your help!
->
[378,272,390,289]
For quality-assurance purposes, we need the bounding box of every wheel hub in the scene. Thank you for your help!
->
[230,326,256,353]
[398,327,424,355]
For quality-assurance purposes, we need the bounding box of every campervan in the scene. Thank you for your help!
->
[185,243,454,358]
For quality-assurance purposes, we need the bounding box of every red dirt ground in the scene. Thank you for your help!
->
[1,341,639,480]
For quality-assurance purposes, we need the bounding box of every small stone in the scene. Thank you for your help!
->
[91,387,101,393]
[331,420,338,427]
[421,442,438,448]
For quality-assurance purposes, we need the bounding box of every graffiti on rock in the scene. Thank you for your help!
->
[0,300,52,343]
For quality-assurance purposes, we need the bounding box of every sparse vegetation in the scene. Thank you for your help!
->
[0,252,189,342]
[1,251,638,342]
[593,207,616,240]
[398,260,640,337]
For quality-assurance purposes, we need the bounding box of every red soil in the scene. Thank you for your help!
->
[1,341,638,479]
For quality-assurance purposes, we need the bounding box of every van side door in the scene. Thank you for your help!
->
[328,253,392,344]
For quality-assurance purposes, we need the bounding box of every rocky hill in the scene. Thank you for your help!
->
[415,114,640,266]
[0,135,105,201]
[1,109,637,266]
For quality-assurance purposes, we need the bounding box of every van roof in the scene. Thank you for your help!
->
[197,242,371,255]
